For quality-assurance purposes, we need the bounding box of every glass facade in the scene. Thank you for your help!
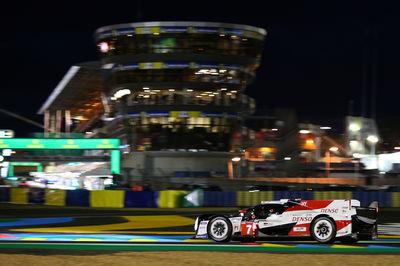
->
[95,22,266,152]
[128,116,233,151]
[97,34,263,59]
[110,68,252,86]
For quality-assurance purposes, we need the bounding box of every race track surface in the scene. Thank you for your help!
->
[0,203,399,254]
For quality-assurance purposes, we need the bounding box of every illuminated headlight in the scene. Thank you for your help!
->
[194,217,199,231]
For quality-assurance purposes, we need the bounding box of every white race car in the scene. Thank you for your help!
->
[194,199,378,243]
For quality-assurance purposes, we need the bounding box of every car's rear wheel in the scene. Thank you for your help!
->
[311,217,336,243]
[207,216,232,242]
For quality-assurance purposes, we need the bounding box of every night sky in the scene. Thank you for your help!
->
[1,1,399,137]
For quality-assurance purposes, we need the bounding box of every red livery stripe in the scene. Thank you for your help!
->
[335,220,352,231]
[286,200,333,212]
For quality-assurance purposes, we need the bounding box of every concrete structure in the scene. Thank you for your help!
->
[39,22,267,185]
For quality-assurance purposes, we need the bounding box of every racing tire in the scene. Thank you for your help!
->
[311,217,336,243]
[207,216,232,242]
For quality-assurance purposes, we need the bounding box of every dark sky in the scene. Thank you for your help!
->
[1,1,399,137]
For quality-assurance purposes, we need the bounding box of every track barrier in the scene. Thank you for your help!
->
[391,192,400,207]
[203,191,236,206]
[0,187,9,202]
[236,191,274,207]
[28,188,45,204]
[353,191,391,207]
[44,189,66,206]
[313,191,353,200]
[274,191,313,200]
[66,190,90,207]
[90,190,125,208]
[0,187,399,208]
[125,191,158,208]
[158,190,187,208]
[10,188,28,204]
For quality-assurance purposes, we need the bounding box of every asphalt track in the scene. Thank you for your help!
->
[0,203,399,254]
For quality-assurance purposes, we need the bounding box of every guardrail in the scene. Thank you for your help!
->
[0,187,398,208]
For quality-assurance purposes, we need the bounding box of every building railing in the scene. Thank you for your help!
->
[100,46,263,59]
[123,94,255,113]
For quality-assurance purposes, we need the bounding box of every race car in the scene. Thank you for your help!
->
[194,199,378,243]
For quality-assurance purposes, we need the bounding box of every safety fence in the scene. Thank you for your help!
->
[0,187,399,208]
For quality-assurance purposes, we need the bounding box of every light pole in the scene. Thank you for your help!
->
[228,157,241,179]
[325,146,338,177]
[367,135,379,171]
[367,135,378,155]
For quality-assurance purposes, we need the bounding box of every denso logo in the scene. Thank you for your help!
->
[292,217,312,222]
[321,209,338,213]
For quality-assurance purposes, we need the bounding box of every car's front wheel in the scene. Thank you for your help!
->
[311,217,336,243]
[207,216,232,242]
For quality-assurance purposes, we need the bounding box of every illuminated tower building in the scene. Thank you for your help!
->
[95,22,266,151]
[40,22,266,182]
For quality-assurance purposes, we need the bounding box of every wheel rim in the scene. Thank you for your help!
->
[210,219,228,240]
[313,220,333,240]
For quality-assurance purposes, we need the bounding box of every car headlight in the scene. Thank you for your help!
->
[194,217,199,231]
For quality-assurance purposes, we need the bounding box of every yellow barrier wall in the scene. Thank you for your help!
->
[158,190,187,208]
[44,189,66,206]
[392,192,400,207]
[313,191,352,200]
[10,188,28,204]
[90,190,125,208]
[236,191,274,207]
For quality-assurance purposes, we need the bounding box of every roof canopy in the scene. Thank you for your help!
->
[38,61,105,116]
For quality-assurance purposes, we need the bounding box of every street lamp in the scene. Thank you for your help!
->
[329,146,339,152]
[349,123,361,132]
[367,135,378,154]
[325,146,339,177]
[231,157,241,162]
[228,157,242,179]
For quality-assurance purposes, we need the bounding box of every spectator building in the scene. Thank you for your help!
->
[39,21,267,183]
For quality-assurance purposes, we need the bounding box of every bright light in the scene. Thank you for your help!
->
[394,147,400,150]
[99,42,109,53]
[320,126,332,130]
[349,123,361,132]
[168,89,175,92]
[306,139,314,144]
[231,157,241,162]
[186,89,193,92]
[113,89,131,99]
[260,147,273,153]
[284,157,291,161]
[367,135,379,143]
[143,87,150,90]
[271,128,278,131]
[299,130,310,134]
[329,146,339,152]
[2,149,12,156]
